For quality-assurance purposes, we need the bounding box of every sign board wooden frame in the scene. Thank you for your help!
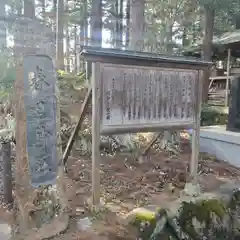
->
[100,63,198,135]
[80,46,212,205]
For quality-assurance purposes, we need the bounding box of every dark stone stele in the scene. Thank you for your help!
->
[23,55,58,187]
[227,76,240,132]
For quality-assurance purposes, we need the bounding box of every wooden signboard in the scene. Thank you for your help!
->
[23,55,58,187]
[100,64,198,134]
[80,47,212,205]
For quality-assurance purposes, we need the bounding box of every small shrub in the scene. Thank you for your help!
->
[201,105,228,126]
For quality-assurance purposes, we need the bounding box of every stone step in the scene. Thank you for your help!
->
[0,220,11,240]
[199,125,240,167]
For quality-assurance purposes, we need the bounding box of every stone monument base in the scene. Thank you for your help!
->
[199,125,240,167]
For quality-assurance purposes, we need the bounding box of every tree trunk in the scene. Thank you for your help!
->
[79,18,85,72]
[202,6,214,103]
[114,0,119,47]
[77,28,82,72]
[83,0,91,82]
[0,0,6,50]
[87,0,102,82]
[56,0,65,70]
[166,23,173,53]
[74,25,78,73]
[182,28,187,47]
[182,0,198,47]
[117,0,124,48]
[125,0,130,48]
[192,12,201,44]
[24,0,35,19]
[53,0,57,55]
[90,0,102,47]
[236,13,240,29]
[65,0,70,72]
[114,0,123,48]
[74,0,78,73]
[83,0,88,46]
[115,0,145,160]
[129,0,145,51]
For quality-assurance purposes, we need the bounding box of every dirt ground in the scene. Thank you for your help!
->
[66,139,240,206]
[1,136,240,240]
[51,137,240,239]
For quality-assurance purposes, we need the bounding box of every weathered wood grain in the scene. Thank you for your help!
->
[100,64,198,134]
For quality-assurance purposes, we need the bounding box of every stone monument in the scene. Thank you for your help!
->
[227,68,240,132]
[12,17,68,236]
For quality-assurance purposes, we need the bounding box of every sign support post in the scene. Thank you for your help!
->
[92,62,101,206]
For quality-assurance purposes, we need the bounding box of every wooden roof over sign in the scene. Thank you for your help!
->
[80,46,211,70]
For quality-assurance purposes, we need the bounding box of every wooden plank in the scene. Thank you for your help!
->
[101,121,194,135]
[230,68,240,75]
[62,87,92,166]
[190,71,202,179]
[209,76,234,80]
[92,62,101,206]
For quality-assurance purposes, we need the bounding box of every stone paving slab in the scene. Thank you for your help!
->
[0,220,11,240]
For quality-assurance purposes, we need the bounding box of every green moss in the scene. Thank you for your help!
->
[134,209,169,240]
[228,189,240,237]
[133,190,240,240]
[29,185,61,228]
[228,189,240,211]
[130,208,158,227]
[178,199,228,239]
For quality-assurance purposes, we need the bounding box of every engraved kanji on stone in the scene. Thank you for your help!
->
[32,155,52,174]
[29,65,50,90]
[28,100,46,117]
[36,125,51,142]
[35,100,45,116]
[24,55,58,187]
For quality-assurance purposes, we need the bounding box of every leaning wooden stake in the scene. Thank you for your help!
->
[62,87,92,167]
[140,132,163,157]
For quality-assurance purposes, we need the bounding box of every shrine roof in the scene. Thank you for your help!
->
[183,30,240,58]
